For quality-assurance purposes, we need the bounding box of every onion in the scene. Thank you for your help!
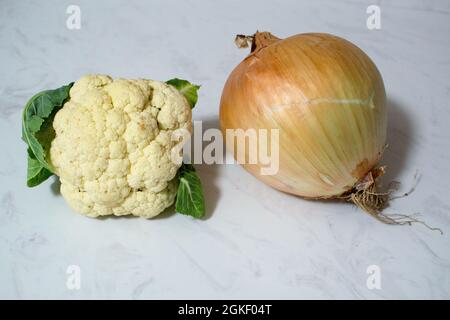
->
[219,32,443,231]
[220,32,392,219]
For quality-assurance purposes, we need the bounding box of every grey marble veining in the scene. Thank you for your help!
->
[1,0,449,299]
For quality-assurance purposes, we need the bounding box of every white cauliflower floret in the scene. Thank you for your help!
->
[50,74,191,218]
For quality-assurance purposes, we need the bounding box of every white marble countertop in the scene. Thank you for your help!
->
[1,0,450,299]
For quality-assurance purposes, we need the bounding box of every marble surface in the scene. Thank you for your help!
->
[1,0,450,299]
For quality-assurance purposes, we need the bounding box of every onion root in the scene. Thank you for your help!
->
[343,168,443,234]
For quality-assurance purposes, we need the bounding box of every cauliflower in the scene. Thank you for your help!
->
[23,74,205,219]
[45,75,192,218]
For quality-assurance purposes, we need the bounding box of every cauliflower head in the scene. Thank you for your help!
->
[49,74,191,218]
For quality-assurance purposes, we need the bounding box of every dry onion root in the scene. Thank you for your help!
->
[341,167,442,233]
[221,31,441,232]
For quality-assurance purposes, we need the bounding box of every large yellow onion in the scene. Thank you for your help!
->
[220,32,387,199]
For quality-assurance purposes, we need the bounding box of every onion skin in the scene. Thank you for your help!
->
[220,32,387,198]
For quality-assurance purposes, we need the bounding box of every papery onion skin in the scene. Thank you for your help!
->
[220,32,387,198]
